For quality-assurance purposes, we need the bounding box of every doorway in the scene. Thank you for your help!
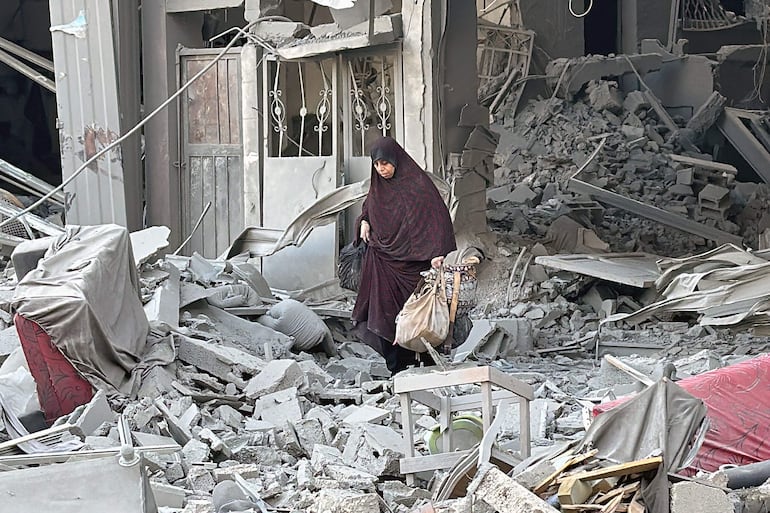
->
[583,0,620,56]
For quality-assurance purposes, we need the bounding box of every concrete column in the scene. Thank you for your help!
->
[401,0,439,173]
[241,43,262,228]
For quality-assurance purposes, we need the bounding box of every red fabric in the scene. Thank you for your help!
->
[352,137,456,345]
[594,355,770,473]
[15,314,93,423]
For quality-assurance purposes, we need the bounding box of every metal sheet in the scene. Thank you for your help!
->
[0,455,155,513]
[49,0,127,226]
[180,50,243,259]
[262,157,338,290]
[535,253,662,288]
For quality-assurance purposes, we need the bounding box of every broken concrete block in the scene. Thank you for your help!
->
[67,389,115,436]
[199,428,232,457]
[378,480,433,508]
[176,335,263,383]
[515,459,558,490]
[293,418,328,455]
[623,90,650,114]
[187,466,217,494]
[341,405,390,425]
[215,405,244,430]
[343,424,403,477]
[468,464,559,513]
[144,261,180,329]
[587,81,623,114]
[212,463,261,482]
[311,488,380,513]
[670,481,733,513]
[254,386,303,426]
[244,359,303,398]
[324,464,378,490]
[509,184,537,205]
[182,439,211,464]
[311,444,346,472]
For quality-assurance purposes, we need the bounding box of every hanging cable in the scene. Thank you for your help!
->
[569,0,593,18]
[0,19,283,230]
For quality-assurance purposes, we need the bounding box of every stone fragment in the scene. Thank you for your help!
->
[253,386,303,426]
[342,425,404,477]
[182,439,211,464]
[324,464,378,490]
[378,481,432,508]
[311,444,345,472]
[212,463,261,482]
[623,90,650,114]
[244,359,303,398]
[341,405,390,425]
[587,81,623,113]
[187,467,217,494]
[670,481,732,513]
[215,405,244,430]
[468,464,559,513]
[176,335,263,382]
[311,489,380,513]
[515,459,557,490]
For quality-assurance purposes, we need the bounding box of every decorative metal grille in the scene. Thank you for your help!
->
[681,0,744,31]
[265,59,335,158]
[346,54,397,156]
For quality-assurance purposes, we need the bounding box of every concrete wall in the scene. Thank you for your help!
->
[441,0,480,156]
[142,2,204,246]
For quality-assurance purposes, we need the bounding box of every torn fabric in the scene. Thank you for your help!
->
[578,379,708,513]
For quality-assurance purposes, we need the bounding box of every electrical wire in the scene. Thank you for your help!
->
[0,19,273,230]
[569,0,594,18]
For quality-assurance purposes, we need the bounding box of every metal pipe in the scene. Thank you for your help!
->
[0,48,55,92]
[0,36,54,72]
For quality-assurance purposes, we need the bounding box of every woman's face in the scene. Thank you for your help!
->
[374,159,395,179]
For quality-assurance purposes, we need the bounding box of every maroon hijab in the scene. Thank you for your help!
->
[360,136,456,261]
[352,137,456,343]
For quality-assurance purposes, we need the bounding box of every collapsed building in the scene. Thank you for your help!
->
[4,0,770,512]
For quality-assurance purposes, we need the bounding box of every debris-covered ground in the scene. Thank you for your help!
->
[4,50,770,513]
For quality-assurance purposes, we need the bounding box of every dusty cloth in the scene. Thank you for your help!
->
[12,225,150,397]
[257,299,337,355]
[351,137,456,372]
[579,379,708,513]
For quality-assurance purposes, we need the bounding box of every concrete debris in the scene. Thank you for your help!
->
[7,5,770,513]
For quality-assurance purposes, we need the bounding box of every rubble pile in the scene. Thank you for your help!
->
[488,78,770,256]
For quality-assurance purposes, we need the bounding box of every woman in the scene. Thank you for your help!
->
[352,136,456,374]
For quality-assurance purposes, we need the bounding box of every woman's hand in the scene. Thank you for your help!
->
[360,220,371,243]
[431,256,444,269]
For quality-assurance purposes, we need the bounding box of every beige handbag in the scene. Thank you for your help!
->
[394,269,450,353]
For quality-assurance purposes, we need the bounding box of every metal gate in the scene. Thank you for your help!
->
[179,48,243,258]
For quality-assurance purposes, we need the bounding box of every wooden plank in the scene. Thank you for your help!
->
[228,57,240,145]
[558,476,595,506]
[186,58,208,144]
[628,490,645,513]
[188,156,204,254]
[215,156,230,252]
[228,155,243,244]
[568,177,742,245]
[533,449,599,495]
[601,493,624,513]
[568,457,662,482]
[217,59,230,144]
[668,154,737,174]
[202,156,217,258]
[534,253,660,288]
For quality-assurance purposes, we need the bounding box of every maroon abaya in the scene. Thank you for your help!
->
[351,137,456,373]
